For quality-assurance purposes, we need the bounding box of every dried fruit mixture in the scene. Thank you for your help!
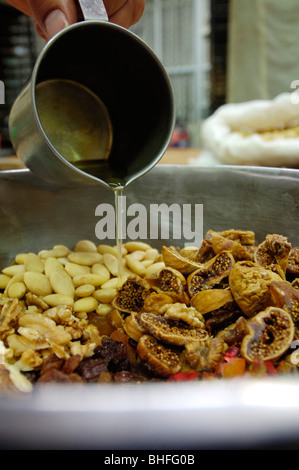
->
[1,230,299,393]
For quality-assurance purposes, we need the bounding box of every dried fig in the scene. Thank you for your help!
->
[218,229,255,247]
[137,334,181,377]
[240,307,294,363]
[113,277,152,314]
[140,312,208,346]
[206,230,253,261]
[190,288,234,314]
[123,312,145,342]
[229,261,282,317]
[146,267,189,304]
[287,247,299,275]
[254,234,291,276]
[187,251,234,296]
[269,280,299,328]
[162,246,202,275]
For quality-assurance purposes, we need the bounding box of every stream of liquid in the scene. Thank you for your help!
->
[114,186,126,283]
[36,78,128,279]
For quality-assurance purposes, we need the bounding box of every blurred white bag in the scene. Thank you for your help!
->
[200,93,299,167]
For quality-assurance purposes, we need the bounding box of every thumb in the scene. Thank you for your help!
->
[27,0,78,40]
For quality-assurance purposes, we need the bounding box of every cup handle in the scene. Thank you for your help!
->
[77,0,108,21]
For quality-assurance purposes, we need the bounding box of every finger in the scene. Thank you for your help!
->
[106,0,145,28]
[26,0,78,40]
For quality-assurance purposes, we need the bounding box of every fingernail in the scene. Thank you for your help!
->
[44,9,69,39]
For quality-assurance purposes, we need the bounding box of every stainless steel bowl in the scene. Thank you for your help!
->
[1,164,299,450]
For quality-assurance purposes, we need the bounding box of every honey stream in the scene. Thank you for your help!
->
[36,78,129,279]
[113,185,126,284]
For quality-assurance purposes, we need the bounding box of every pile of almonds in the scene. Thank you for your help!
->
[0,240,165,392]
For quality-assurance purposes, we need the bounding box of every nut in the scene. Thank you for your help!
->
[64,262,91,278]
[68,252,103,266]
[24,253,44,273]
[102,253,119,277]
[125,253,146,277]
[73,297,99,313]
[23,272,52,297]
[72,273,107,287]
[75,240,97,252]
[49,268,75,297]
[43,294,74,307]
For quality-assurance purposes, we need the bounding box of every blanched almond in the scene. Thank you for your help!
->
[7,282,26,299]
[24,272,52,297]
[68,251,103,266]
[2,265,25,276]
[0,274,11,289]
[75,284,95,297]
[43,294,74,307]
[49,269,75,297]
[126,254,146,277]
[72,273,106,287]
[97,244,118,256]
[93,287,117,303]
[73,296,98,313]
[64,262,90,278]
[145,262,165,277]
[124,241,151,252]
[44,257,64,277]
[75,240,97,252]
[24,253,44,273]
[103,253,119,277]
[91,263,111,283]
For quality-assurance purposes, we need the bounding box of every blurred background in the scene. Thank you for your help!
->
[1,0,299,156]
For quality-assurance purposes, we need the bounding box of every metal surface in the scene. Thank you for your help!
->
[78,0,108,21]
[9,19,175,189]
[1,164,299,449]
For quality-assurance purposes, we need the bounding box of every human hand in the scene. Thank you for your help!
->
[5,0,145,40]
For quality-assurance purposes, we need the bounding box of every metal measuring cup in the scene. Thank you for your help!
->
[9,0,175,189]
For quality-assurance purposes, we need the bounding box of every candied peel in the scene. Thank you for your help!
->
[1,230,299,392]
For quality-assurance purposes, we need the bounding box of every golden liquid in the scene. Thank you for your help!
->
[114,187,126,283]
[36,79,113,167]
[36,78,125,276]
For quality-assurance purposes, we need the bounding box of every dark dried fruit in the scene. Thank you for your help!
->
[113,277,152,313]
[147,267,189,304]
[123,311,145,342]
[287,247,299,275]
[113,370,148,383]
[240,307,294,363]
[204,302,242,336]
[270,280,299,327]
[137,334,181,377]
[185,337,226,371]
[76,337,128,381]
[216,316,248,346]
[140,312,208,346]
[254,234,291,276]
[187,251,234,296]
